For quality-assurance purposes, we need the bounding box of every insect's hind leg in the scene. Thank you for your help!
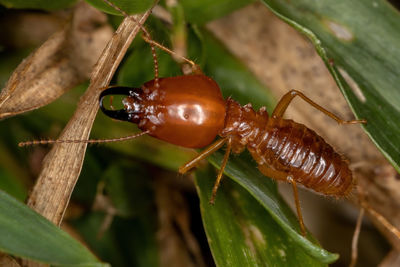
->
[258,164,307,237]
[272,90,366,125]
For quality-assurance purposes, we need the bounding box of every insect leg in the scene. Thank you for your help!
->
[272,90,366,124]
[258,165,307,237]
[257,164,288,180]
[179,138,228,175]
[210,137,232,204]
[287,176,307,237]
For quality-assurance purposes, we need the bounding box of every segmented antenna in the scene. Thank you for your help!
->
[102,0,160,88]
[102,0,200,76]
[18,131,149,147]
[141,34,198,70]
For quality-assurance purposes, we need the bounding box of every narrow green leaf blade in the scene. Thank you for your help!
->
[260,0,400,172]
[0,190,107,267]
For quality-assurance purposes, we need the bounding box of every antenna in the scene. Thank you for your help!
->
[18,131,149,147]
[102,0,200,74]
[102,0,160,88]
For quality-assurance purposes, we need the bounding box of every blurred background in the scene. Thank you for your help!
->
[1,0,399,266]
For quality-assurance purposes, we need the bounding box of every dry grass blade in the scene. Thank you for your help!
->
[0,3,113,119]
[26,10,153,225]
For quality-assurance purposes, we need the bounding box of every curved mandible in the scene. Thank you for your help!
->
[99,86,136,122]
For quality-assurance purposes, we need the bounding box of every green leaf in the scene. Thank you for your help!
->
[84,0,153,15]
[0,190,107,266]
[195,163,336,266]
[181,0,256,25]
[260,0,400,172]
[0,0,76,10]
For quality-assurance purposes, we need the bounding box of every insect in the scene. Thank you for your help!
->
[98,70,366,236]
[17,0,367,238]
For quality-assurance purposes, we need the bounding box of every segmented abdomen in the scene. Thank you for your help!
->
[248,119,353,196]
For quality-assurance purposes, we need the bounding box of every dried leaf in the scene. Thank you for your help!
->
[26,9,153,226]
[0,3,113,119]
